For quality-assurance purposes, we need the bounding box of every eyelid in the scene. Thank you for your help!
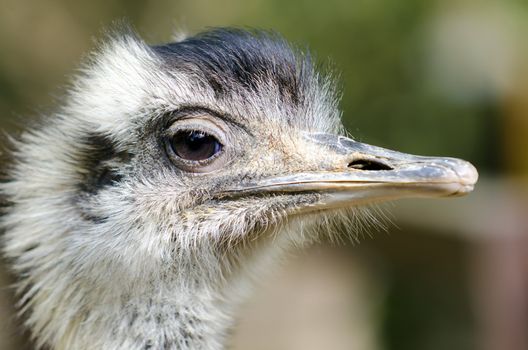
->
[166,106,250,135]
[166,118,227,142]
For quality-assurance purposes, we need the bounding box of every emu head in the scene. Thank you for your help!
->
[1,28,478,349]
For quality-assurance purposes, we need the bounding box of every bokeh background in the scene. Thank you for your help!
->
[1,0,527,349]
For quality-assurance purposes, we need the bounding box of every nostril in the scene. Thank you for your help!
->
[348,159,393,171]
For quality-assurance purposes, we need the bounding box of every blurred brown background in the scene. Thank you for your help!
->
[1,0,528,349]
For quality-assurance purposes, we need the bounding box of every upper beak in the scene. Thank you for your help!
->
[226,132,478,208]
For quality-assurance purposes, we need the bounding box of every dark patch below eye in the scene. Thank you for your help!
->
[75,133,133,223]
[77,133,133,194]
[77,134,131,194]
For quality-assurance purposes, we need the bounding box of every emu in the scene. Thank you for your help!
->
[1,28,477,349]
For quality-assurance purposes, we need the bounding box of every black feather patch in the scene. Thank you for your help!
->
[75,133,133,223]
[152,28,312,105]
[77,133,132,194]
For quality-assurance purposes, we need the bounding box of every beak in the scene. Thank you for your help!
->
[226,132,478,209]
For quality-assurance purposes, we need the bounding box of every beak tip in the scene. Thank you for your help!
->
[439,159,478,197]
[455,160,479,188]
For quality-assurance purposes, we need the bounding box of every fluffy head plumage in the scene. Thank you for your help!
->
[0,28,347,349]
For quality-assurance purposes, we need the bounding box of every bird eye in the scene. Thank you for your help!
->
[170,130,223,162]
[164,113,230,173]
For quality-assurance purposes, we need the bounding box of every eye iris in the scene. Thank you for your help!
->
[171,130,222,161]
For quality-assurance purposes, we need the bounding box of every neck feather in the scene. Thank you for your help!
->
[18,228,295,350]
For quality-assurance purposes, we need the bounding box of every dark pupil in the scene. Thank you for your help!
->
[171,130,222,161]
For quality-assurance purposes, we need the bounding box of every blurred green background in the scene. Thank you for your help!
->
[1,0,527,349]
